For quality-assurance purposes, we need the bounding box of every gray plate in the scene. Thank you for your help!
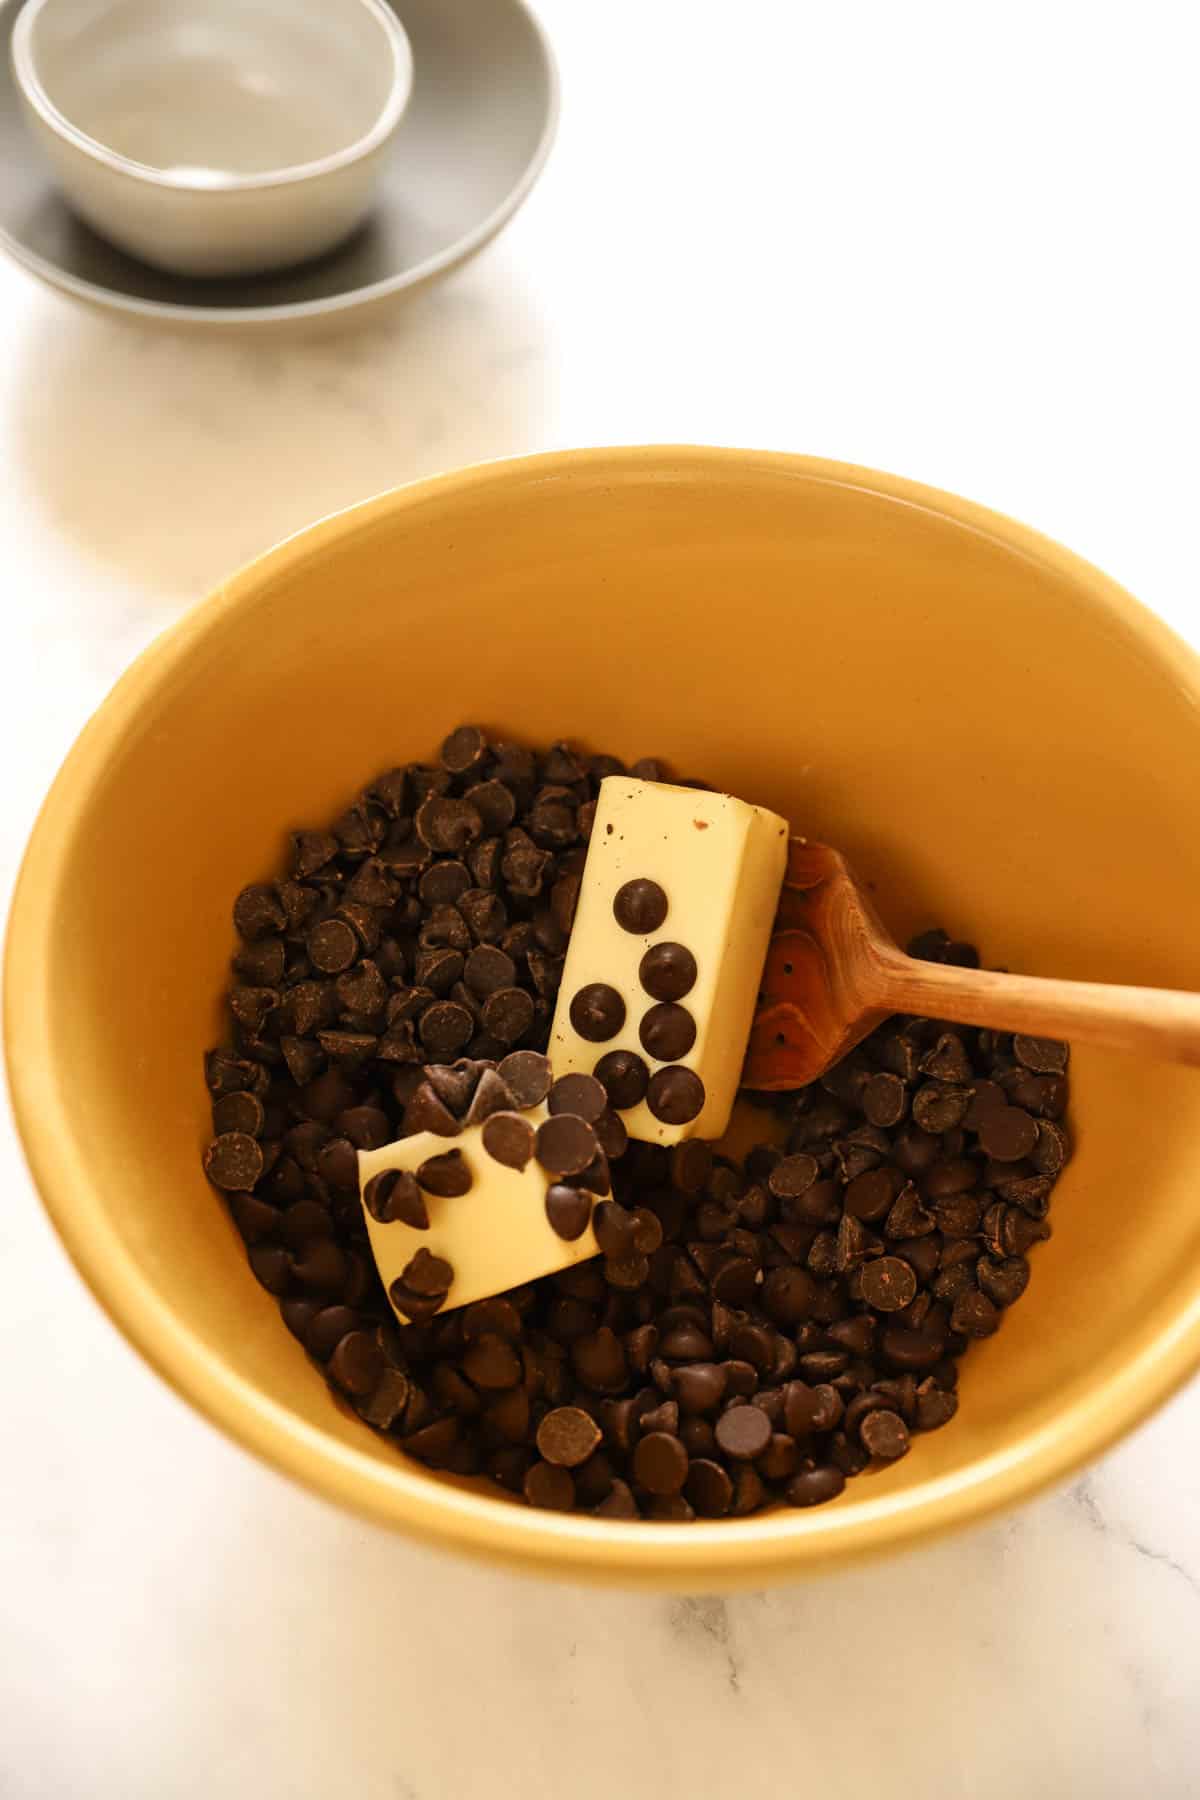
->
[0,0,557,329]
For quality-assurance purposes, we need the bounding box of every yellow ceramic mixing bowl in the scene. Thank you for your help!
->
[8,448,1200,1588]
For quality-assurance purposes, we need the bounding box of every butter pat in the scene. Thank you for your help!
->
[359,1103,601,1318]
[549,778,788,1143]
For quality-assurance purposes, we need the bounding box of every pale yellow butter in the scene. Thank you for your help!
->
[358,1104,600,1318]
[548,778,789,1143]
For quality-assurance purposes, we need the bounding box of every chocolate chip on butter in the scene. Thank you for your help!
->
[536,1114,599,1178]
[482,1111,536,1171]
[593,1049,649,1110]
[364,1168,429,1229]
[548,1073,609,1123]
[416,1149,472,1198]
[639,1002,697,1062]
[397,1248,454,1298]
[613,878,669,934]
[545,1184,593,1241]
[497,1049,553,1108]
[639,942,697,1002]
[646,1066,705,1125]
[569,983,626,1043]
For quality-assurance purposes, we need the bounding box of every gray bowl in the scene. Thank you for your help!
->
[0,0,558,330]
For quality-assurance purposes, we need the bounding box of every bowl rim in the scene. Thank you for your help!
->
[11,0,413,192]
[8,446,1200,1587]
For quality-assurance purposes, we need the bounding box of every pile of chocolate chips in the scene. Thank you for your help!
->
[203,730,1071,1519]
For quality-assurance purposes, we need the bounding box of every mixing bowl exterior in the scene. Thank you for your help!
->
[7,448,1200,1588]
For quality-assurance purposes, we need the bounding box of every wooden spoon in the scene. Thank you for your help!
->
[745,839,1200,1089]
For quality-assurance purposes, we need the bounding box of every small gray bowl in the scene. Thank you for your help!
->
[11,0,413,277]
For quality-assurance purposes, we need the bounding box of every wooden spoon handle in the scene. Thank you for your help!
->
[878,954,1200,1067]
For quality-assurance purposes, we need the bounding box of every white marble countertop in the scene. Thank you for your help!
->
[2,3,1199,1794]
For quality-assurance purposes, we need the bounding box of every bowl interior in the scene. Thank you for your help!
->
[10,449,1200,1585]
[20,0,406,177]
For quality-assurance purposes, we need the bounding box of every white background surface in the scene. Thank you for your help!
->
[2,3,1199,1795]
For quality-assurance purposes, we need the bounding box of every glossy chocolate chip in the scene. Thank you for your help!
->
[536,1114,600,1178]
[569,983,626,1042]
[632,1430,689,1495]
[497,1050,553,1108]
[481,1111,536,1171]
[545,1184,593,1241]
[639,942,697,1002]
[639,1002,697,1062]
[715,1404,772,1461]
[548,1073,609,1123]
[416,1149,472,1198]
[646,1066,705,1125]
[613,878,669,934]
[203,1132,264,1192]
[537,1406,602,1468]
[593,1050,650,1110]
[363,1168,429,1229]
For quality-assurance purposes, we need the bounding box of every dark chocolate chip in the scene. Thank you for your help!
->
[463,946,517,997]
[593,1049,649,1110]
[418,1001,475,1060]
[632,1430,689,1495]
[1013,1033,1069,1074]
[463,1068,518,1128]
[204,1132,264,1192]
[364,1168,429,1229]
[416,1150,472,1198]
[306,919,358,974]
[440,725,488,775]
[639,942,697,1002]
[523,1461,575,1510]
[860,1409,910,1459]
[212,1091,265,1138]
[857,1256,918,1313]
[613,879,669,934]
[646,1066,705,1125]
[399,1247,454,1296]
[569,983,626,1043]
[911,1082,973,1133]
[545,1184,593,1241]
[786,1465,846,1507]
[537,1406,603,1468]
[328,1331,385,1397]
[465,780,517,835]
[497,1050,553,1108]
[548,1073,609,1123]
[977,1105,1039,1162]
[482,1111,536,1171]
[768,1153,820,1200]
[462,1333,523,1389]
[478,993,536,1051]
[844,1168,896,1222]
[536,1114,599,1178]
[715,1403,772,1461]
[861,1072,907,1129]
[639,1002,697,1062]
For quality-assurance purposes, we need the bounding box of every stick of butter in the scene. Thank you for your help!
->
[359,1086,609,1319]
[548,778,788,1144]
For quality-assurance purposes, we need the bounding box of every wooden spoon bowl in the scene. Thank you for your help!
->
[747,839,1200,1090]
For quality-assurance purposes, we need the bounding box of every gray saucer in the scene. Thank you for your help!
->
[0,0,557,330]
